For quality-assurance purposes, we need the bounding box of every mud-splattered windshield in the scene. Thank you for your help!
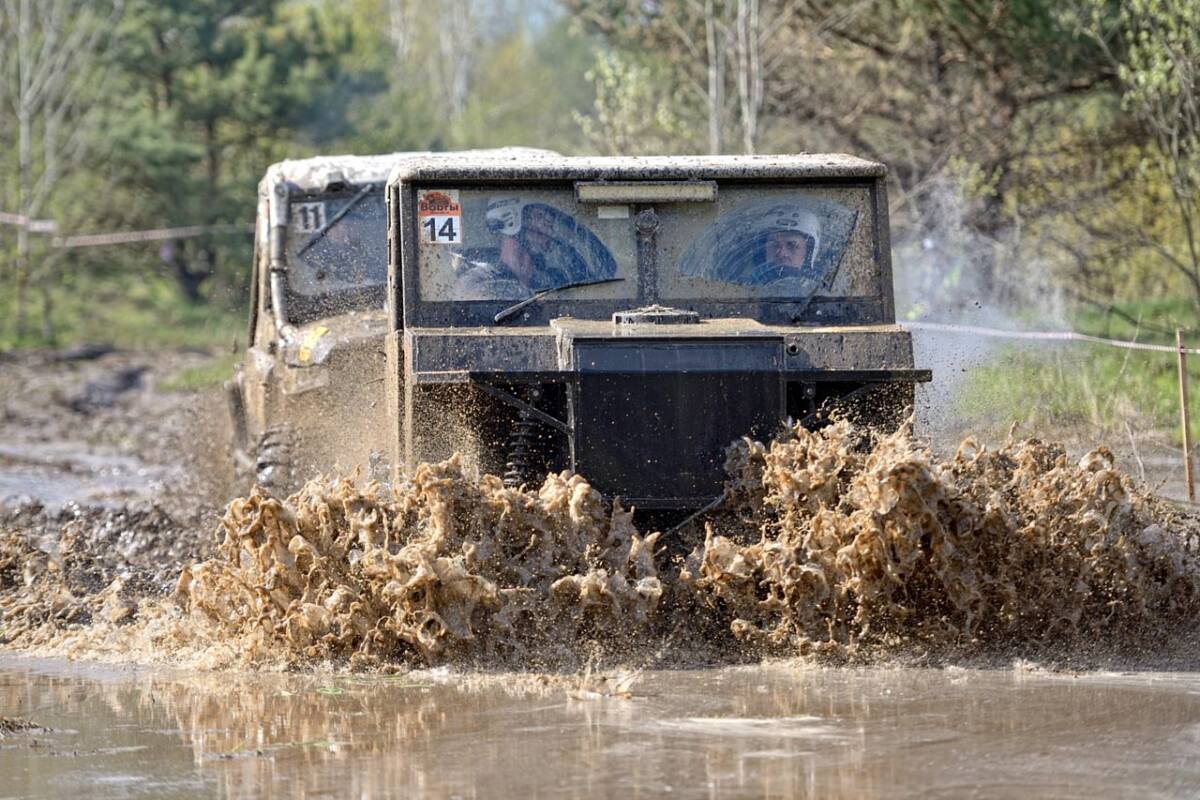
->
[676,197,857,290]
[417,189,632,302]
[659,187,872,302]
[286,191,387,296]
[416,184,877,306]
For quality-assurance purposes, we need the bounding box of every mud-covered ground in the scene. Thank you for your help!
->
[3,344,1200,674]
[0,346,230,594]
[6,345,1200,798]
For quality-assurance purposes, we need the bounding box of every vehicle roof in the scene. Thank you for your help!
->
[388,153,886,185]
[262,148,559,193]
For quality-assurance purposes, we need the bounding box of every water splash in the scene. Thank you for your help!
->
[4,421,1200,670]
[687,420,1200,660]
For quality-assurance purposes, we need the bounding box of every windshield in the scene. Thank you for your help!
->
[415,183,878,304]
[417,188,635,302]
[666,190,863,297]
[287,191,386,296]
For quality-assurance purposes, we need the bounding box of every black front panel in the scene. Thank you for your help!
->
[572,370,783,506]
[409,330,558,374]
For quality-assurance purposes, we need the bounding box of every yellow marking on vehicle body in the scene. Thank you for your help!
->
[298,325,329,364]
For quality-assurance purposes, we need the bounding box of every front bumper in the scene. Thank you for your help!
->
[400,320,930,508]
[404,319,928,382]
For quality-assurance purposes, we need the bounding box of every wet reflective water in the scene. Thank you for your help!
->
[0,443,174,510]
[2,657,1199,798]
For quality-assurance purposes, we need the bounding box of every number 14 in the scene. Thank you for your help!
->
[423,216,458,243]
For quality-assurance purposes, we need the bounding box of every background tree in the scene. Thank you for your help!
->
[575,51,700,154]
[346,0,595,154]
[1085,0,1200,306]
[570,0,1127,315]
[0,0,123,339]
[103,0,347,302]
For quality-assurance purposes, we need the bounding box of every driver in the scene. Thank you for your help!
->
[742,206,822,287]
[455,198,576,300]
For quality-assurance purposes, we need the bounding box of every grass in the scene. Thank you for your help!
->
[957,346,1186,434]
[953,298,1200,446]
[2,266,246,393]
[160,351,240,392]
[0,268,244,352]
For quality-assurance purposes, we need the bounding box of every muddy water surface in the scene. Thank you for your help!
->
[2,656,1199,799]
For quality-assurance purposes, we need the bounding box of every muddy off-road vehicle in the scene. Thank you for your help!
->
[227,150,551,493]
[385,154,930,511]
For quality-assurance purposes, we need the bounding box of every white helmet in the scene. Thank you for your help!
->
[486,197,525,236]
[762,204,821,259]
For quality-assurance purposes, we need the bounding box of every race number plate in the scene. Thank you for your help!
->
[291,202,326,232]
[418,190,462,244]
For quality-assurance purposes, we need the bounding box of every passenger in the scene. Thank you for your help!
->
[455,198,578,300]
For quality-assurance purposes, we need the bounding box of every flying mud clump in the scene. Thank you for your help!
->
[174,458,663,669]
[685,420,1200,659]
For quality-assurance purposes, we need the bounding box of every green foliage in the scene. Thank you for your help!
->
[0,263,241,351]
[956,299,1200,442]
[1117,0,1200,285]
[102,0,349,302]
[574,50,700,155]
[161,351,241,392]
[454,23,598,152]
[335,2,597,154]
[956,344,1194,446]
[2,0,617,351]
[1115,0,1199,104]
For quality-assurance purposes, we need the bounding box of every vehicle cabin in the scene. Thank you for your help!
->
[231,153,401,493]
[232,149,558,494]
[385,154,930,512]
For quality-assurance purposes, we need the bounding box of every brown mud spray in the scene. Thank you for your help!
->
[3,421,1199,671]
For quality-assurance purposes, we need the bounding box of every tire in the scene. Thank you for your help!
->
[254,425,295,498]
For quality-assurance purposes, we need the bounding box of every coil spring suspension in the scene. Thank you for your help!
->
[503,411,542,488]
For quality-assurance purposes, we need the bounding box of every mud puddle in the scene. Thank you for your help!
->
[0,441,179,511]
[2,656,1199,799]
[0,346,231,512]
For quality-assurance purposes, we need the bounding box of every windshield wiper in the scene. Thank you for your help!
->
[297,183,375,256]
[493,277,625,324]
